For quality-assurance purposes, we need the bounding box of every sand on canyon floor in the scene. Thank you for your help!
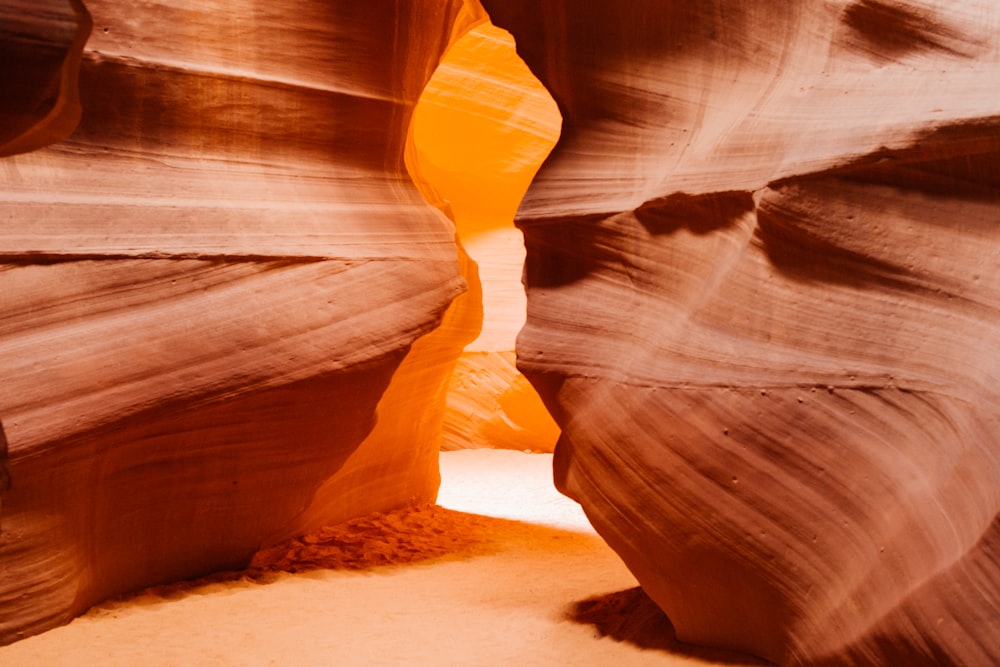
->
[0,450,765,667]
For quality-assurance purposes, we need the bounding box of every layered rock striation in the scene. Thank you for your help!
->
[0,0,486,644]
[5,0,998,661]
[484,1,1000,664]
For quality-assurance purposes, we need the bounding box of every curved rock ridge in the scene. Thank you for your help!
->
[0,0,487,644]
[483,1,1000,664]
[0,0,91,157]
[443,350,561,453]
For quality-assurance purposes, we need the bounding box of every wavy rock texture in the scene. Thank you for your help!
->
[0,0,91,156]
[484,1,1000,664]
[444,350,561,453]
[0,0,486,644]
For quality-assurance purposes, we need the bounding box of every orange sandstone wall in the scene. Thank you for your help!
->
[0,0,485,644]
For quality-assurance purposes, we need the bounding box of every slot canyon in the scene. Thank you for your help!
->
[1,1,998,665]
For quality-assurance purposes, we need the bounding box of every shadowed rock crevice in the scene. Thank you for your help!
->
[569,587,773,665]
[635,191,755,237]
[0,421,9,523]
[0,0,91,156]
[839,0,978,62]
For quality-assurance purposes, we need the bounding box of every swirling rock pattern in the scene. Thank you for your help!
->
[0,0,91,156]
[0,0,483,644]
[483,1,1000,664]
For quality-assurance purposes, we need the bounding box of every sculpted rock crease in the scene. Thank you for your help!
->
[0,0,91,156]
[482,1,1000,664]
[0,0,487,644]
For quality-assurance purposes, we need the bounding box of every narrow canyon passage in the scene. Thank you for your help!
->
[0,451,763,667]
[3,2,997,664]
[405,19,562,454]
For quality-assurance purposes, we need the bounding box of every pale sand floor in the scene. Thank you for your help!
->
[0,450,763,666]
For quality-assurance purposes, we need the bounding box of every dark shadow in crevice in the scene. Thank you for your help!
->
[521,190,755,290]
[838,149,1000,213]
[840,0,973,63]
[0,0,92,156]
[520,212,612,288]
[568,586,773,665]
[757,119,1000,291]
[769,120,1000,205]
[753,195,916,290]
[0,419,9,530]
[635,190,755,237]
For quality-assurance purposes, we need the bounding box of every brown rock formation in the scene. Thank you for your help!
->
[0,0,485,644]
[483,1,1000,664]
[0,0,91,156]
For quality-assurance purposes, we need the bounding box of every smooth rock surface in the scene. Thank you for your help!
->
[484,1,1000,664]
[0,0,485,644]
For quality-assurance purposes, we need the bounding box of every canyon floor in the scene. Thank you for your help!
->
[0,450,764,666]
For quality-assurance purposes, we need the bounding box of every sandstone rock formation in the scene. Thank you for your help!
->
[0,0,486,644]
[5,0,998,663]
[0,0,91,156]
[483,1,1000,664]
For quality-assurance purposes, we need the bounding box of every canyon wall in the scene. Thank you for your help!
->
[4,1,998,663]
[0,0,485,644]
[483,1,1000,665]
[0,0,91,156]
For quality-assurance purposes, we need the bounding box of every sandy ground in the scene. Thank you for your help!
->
[0,450,764,666]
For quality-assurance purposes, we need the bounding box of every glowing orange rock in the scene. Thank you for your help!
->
[409,21,562,453]
[0,0,484,644]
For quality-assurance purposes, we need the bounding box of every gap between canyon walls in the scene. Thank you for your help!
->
[404,15,562,455]
[1,0,561,644]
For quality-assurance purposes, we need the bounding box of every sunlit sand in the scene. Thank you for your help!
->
[0,450,763,666]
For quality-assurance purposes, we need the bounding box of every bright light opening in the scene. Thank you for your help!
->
[407,20,562,452]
